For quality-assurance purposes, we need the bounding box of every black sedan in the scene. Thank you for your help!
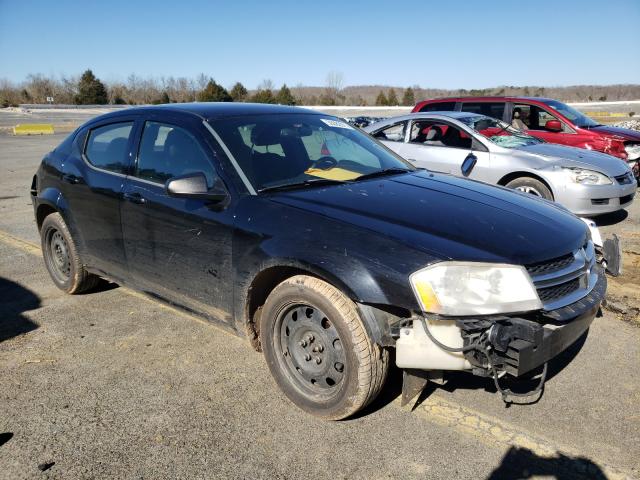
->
[31,103,607,419]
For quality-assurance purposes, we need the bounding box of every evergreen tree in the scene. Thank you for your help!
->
[387,88,399,106]
[375,90,388,106]
[402,87,415,106]
[160,91,171,104]
[230,82,248,102]
[197,79,232,102]
[75,69,108,105]
[251,89,276,104]
[276,84,296,105]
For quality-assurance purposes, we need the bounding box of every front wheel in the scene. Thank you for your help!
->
[260,275,388,420]
[506,177,553,200]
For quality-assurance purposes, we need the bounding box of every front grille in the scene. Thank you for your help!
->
[615,172,634,185]
[527,241,597,311]
[620,193,635,205]
[525,253,574,276]
[537,278,580,302]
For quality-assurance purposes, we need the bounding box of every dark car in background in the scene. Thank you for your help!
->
[31,103,609,419]
[413,96,640,181]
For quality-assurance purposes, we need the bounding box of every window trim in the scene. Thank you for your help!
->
[131,119,219,187]
[81,120,136,177]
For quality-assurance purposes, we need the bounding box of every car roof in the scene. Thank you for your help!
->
[86,103,324,124]
[420,96,555,103]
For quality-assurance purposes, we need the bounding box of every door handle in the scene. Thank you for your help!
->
[62,173,81,184]
[123,192,146,204]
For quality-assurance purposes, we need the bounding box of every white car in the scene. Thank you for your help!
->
[365,112,636,216]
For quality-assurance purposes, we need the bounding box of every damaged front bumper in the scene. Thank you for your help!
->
[396,266,606,381]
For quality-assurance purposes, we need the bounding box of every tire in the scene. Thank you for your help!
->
[41,212,100,294]
[260,275,389,420]
[506,177,553,200]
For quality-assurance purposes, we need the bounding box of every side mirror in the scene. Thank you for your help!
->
[165,172,229,204]
[461,153,477,177]
[545,120,562,132]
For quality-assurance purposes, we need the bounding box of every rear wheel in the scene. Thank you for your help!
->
[41,213,100,294]
[260,275,388,420]
[506,177,553,200]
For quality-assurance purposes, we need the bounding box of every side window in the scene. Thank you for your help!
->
[84,122,133,174]
[136,121,215,186]
[517,104,571,132]
[409,121,472,149]
[460,102,505,120]
[419,102,456,112]
[372,122,407,142]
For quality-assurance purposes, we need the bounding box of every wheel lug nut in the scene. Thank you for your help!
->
[299,340,307,347]
[317,344,324,352]
[315,357,322,365]
[335,362,344,372]
[305,354,311,361]
[306,334,314,343]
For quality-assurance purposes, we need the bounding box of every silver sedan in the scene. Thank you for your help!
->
[364,112,636,216]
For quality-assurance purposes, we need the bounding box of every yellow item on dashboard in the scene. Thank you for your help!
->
[305,167,360,181]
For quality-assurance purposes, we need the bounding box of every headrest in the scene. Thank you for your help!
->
[426,125,443,141]
[165,128,194,155]
[251,124,283,146]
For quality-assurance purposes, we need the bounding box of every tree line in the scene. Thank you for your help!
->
[1,69,639,107]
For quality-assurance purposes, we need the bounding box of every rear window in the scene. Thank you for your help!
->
[84,122,133,174]
[460,102,505,120]
[419,102,456,112]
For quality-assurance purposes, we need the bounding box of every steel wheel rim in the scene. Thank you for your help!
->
[515,185,543,197]
[276,303,347,395]
[46,228,71,281]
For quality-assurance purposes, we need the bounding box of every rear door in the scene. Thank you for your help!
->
[120,112,235,324]
[460,101,507,122]
[60,116,139,280]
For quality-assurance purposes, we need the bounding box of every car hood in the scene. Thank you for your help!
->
[586,125,640,142]
[269,171,587,266]
[517,143,630,175]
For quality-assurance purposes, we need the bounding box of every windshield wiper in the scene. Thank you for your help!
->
[258,178,344,193]
[351,168,411,182]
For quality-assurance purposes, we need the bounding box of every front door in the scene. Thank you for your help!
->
[401,119,491,179]
[512,102,591,148]
[120,114,235,324]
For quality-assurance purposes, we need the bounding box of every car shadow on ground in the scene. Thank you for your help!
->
[352,332,588,418]
[77,278,119,295]
[0,276,40,343]
[486,446,607,479]
[593,209,628,227]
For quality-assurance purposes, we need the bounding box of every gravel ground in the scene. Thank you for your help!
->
[0,134,639,479]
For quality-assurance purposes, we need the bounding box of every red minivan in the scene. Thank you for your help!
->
[412,97,640,181]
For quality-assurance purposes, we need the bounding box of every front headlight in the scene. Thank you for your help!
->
[563,167,612,185]
[410,262,542,316]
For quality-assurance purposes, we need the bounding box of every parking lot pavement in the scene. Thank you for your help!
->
[1,134,639,479]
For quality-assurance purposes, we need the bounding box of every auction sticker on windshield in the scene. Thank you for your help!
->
[320,118,353,129]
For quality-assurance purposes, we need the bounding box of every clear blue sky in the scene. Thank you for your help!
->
[0,0,638,89]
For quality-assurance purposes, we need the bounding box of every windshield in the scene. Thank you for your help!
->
[544,99,600,128]
[208,114,414,192]
[458,115,544,148]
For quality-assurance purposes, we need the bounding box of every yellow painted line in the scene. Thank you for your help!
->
[0,229,635,478]
[399,396,633,480]
[13,123,55,135]
[0,231,43,256]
